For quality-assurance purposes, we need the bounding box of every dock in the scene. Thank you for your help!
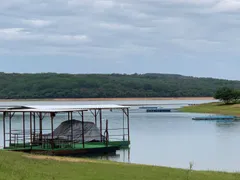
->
[0,104,131,156]
[139,106,159,110]
[192,115,238,121]
[146,108,179,113]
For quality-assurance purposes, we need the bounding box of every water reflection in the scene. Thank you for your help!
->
[96,148,131,163]
[77,148,131,164]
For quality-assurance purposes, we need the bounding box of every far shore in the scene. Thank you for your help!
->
[0,97,215,102]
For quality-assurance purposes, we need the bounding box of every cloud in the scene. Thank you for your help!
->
[22,19,52,27]
[0,28,29,40]
[0,27,89,47]
[0,0,240,79]
[213,0,240,12]
[99,22,134,30]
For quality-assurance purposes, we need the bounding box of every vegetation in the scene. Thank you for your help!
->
[214,87,240,104]
[0,72,240,99]
[0,150,239,180]
[181,87,240,115]
[180,102,240,116]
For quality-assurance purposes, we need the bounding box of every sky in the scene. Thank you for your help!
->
[0,0,240,80]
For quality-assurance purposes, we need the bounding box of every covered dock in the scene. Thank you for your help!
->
[0,104,130,156]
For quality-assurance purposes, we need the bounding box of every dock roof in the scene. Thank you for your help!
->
[0,104,130,113]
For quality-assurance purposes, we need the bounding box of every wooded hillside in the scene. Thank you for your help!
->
[0,72,239,99]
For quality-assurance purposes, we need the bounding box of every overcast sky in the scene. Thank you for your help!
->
[0,0,240,80]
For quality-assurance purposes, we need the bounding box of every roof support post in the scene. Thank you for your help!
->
[81,111,85,148]
[68,112,70,120]
[122,108,130,142]
[100,109,102,142]
[122,109,125,141]
[33,112,36,143]
[70,111,73,147]
[50,112,55,150]
[9,112,12,147]
[23,112,25,148]
[94,109,97,126]
[30,112,32,149]
[127,108,130,142]
[3,112,6,149]
[39,112,42,146]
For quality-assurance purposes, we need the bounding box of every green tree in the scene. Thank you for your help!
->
[232,89,240,103]
[214,87,237,104]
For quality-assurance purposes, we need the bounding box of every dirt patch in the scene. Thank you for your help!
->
[22,154,155,167]
[23,154,97,163]
[231,104,240,107]
[23,154,122,165]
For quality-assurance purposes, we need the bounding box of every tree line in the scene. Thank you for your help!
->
[0,72,240,99]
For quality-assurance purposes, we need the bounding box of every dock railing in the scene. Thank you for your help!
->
[4,126,129,150]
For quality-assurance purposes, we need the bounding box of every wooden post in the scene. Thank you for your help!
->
[3,112,6,149]
[9,112,12,146]
[81,111,85,148]
[30,112,32,149]
[100,109,102,142]
[23,112,25,148]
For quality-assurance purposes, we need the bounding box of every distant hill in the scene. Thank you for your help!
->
[0,72,239,99]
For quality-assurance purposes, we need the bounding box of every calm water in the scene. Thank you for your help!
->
[2,99,240,172]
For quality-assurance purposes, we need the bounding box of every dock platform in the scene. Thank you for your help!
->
[146,108,179,112]
[0,104,131,156]
[192,115,238,121]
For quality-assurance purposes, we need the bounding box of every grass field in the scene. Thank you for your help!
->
[0,150,240,180]
[180,102,240,116]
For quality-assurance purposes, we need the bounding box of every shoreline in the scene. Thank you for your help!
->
[0,97,214,102]
[180,102,240,116]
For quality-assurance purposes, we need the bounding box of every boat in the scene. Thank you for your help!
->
[0,104,130,156]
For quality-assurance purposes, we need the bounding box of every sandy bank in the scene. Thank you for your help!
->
[0,97,214,102]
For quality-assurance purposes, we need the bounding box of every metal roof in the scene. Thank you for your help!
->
[0,104,130,113]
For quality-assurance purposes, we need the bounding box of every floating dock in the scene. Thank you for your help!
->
[139,106,159,110]
[192,115,238,121]
[146,108,179,113]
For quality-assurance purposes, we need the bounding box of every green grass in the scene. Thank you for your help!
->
[0,150,240,180]
[180,102,240,116]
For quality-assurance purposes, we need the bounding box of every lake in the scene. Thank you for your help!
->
[1,99,240,172]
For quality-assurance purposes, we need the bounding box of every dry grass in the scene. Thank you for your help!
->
[23,154,97,163]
